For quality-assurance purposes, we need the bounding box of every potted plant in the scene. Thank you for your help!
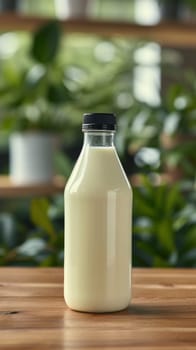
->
[1,101,71,184]
[0,21,74,184]
[55,0,89,19]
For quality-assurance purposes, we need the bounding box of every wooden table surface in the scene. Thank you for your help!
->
[0,268,195,349]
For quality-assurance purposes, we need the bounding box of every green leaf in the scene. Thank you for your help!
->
[165,185,182,216]
[153,255,170,268]
[25,64,47,91]
[17,238,46,257]
[54,151,73,177]
[30,198,56,241]
[31,21,61,64]
[166,84,184,111]
[133,188,155,218]
[47,82,72,104]
[154,185,166,214]
[156,219,175,253]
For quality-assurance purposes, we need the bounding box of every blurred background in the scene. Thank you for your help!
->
[0,0,195,267]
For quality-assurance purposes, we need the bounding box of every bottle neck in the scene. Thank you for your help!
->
[83,131,115,147]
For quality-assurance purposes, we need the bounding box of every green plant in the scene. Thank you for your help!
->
[0,22,195,268]
[0,196,64,266]
[1,177,195,268]
[0,199,36,266]
[116,103,162,158]
[159,80,196,179]
[1,101,72,133]
[133,176,196,267]
[162,82,196,135]
[0,21,74,133]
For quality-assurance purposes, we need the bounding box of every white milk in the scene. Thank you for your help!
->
[64,146,132,312]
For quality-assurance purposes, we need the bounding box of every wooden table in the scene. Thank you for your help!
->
[0,268,195,349]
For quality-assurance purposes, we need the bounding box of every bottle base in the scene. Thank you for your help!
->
[68,305,130,314]
[64,296,130,313]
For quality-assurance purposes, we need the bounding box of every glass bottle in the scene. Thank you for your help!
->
[64,113,132,312]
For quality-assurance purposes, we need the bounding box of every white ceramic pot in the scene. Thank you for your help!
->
[9,132,56,184]
[55,0,89,19]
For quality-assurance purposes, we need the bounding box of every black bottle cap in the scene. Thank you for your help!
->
[82,113,116,131]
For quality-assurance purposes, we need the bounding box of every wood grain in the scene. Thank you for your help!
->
[0,268,195,349]
[0,14,195,48]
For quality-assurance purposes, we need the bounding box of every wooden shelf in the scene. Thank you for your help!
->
[0,14,196,47]
[0,175,65,198]
[0,173,176,199]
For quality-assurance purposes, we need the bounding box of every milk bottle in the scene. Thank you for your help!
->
[64,113,132,312]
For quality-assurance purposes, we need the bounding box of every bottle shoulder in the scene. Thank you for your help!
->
[65,146,131,194]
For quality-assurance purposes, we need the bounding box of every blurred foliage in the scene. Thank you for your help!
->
[31,20,61,64]
[0,21,195,267]
[133,176,196,267]
[0,196,64,266]
[0,21,75,132]
[162,82,196,135]
[159,81,196,179]
[0,179,195,267]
